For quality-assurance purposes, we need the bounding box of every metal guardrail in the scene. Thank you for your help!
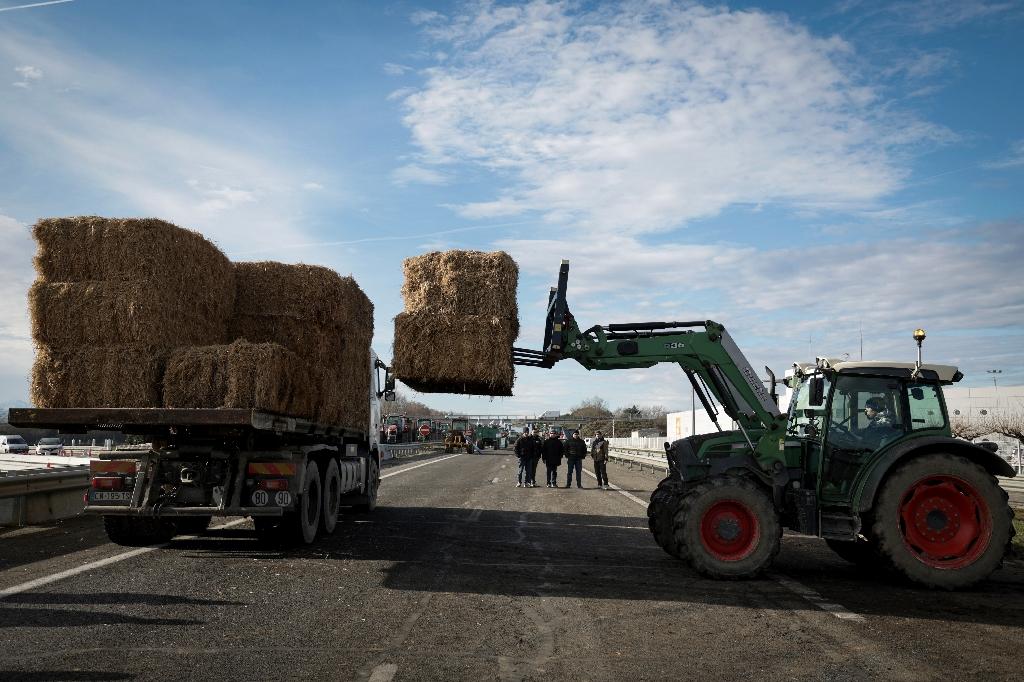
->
[380,442,447,460]
[608,447,669,474]
[0,455,91,499]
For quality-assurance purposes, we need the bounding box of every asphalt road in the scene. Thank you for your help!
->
[1,450,1022,681]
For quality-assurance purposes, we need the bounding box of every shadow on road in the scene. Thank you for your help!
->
[163,506,1024,627]
[0,605,200,629]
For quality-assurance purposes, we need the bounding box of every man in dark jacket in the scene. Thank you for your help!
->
[541,431,564,488]
[563,430,587,488]
[514,427,542,487]
[590,430,610,490]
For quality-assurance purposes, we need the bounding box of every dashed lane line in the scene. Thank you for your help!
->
[1,455,466,600]
[583,465,866,624]
[381,452,464,479]
[368,663,398,682]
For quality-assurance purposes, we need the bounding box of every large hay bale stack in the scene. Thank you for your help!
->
[163,341,313,415]
[28,216,235,409]
[392,250,518,396]
[30,346,167,408]
[229,262,374,430]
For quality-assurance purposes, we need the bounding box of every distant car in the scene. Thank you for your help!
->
[35,437,64,456]
[0,434,29,454]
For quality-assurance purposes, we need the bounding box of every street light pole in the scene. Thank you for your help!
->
[986,369,1002,389]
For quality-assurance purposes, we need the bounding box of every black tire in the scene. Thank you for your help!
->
[322,458,342,535]
[673,476,781,579]
[283,459,321,544]
[103,516,175,546]
[349,458,379,513]
[647,481,683,559]
[173,516,212,536]
[871,453,1013,589]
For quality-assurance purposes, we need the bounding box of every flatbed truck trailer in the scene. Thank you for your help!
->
[9,364,393,547]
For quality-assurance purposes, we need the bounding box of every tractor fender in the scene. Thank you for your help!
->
[854,436,1015,513]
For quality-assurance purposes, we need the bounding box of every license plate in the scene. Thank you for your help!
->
[92,491,131,502]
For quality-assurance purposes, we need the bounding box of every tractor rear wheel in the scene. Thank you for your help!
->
[674,476,781,579]
[871,453,1013,589]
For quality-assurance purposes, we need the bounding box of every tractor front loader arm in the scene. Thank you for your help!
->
[513,260,787,452]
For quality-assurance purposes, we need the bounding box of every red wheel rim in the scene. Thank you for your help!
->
[898,474,991,569]
[699,499,760,561]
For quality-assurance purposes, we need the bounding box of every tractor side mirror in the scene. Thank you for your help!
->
[808,376,825,406]
[384,390,396,402]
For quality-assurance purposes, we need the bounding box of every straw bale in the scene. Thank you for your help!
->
[232,262,374,333]
[163,341,313,417]
[30,345,166,408]
[32,217,233,290]
[401,250,519,320]
[30,280,230,349]
[392,312,515,396]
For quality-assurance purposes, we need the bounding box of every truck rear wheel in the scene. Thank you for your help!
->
[353,458,379,512]
[871,453,1013,589]
[674,476,781,579]
[103,516,175,546]
[322,458,342,535]
[283,459,321,544]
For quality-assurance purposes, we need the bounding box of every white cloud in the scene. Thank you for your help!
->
[400,1,950,234]
[497,224,1024,395]
[383,62,411,76]
[391,163,450,186]
[0,215,35,400]
[984,139,1024,170]
[303,181,324,190]
[0,30,322,256]
[12,63,42,87]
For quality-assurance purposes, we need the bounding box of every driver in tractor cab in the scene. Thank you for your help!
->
[858,396,899,448]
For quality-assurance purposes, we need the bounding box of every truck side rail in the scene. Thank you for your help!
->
[8,408,367,441]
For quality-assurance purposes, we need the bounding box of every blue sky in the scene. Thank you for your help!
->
[1,0,1022,415]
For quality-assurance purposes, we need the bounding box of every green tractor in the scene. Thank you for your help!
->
[474,424,501,451]
[513,260,1015,589]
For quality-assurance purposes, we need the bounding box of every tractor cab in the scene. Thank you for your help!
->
[787,358,964,505]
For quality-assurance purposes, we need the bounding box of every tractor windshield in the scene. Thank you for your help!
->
[787,374,830,437]
[826,375,906,452]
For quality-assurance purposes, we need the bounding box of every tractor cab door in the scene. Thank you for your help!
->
[820,375,907,503]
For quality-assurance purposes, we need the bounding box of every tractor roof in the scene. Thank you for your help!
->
[817,358,962,383]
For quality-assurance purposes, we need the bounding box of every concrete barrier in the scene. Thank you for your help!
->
[0,455,91,526]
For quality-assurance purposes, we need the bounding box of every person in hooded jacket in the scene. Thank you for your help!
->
[590,430,610,490]
[541,430,564,488]
[514,427,539,487]
[563,430,587,488]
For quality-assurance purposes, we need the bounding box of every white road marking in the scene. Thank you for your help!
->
[771,575,865,622]
[0,526,50,538]
[584,464,866,624]
[368,663,398,682]
[381,453,464,479]
[582,466,649,506]
[0,518,247,600]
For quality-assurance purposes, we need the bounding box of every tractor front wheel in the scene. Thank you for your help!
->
[648,479,683,559]
[674,476,781,579]
[871,453,1013,589]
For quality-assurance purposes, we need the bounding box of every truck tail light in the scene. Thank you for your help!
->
[258,478,289,491]
[92,476,124,491]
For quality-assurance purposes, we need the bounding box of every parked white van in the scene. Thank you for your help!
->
[0,434,29,454]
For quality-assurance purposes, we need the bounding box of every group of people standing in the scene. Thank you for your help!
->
[513,428,611,490]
